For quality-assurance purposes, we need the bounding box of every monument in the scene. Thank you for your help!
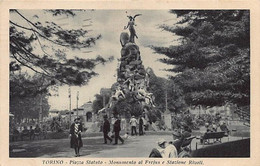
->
[106,14,156,117]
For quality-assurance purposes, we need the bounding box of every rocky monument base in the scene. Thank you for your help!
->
[105,31,155,119]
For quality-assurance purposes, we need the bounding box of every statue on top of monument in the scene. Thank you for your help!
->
[124,14,142,43]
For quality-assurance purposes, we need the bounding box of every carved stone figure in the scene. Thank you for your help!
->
[106,16,156,113]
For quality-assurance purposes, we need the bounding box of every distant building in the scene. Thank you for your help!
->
[70,101,95,128]
[78,101,94,122]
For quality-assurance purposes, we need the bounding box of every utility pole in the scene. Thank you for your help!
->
[76,91,79,117]
[199,105,201,117]
[165,88,168,113]
[69,87,71,125]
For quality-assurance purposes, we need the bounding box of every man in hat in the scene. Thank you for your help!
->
[130,115,138,136]
[139,116,144,136]
[149,138,165,157]
[69,117,83,157]
[113,115,124,145]
[103,115,112,144]
[149,138,178,158]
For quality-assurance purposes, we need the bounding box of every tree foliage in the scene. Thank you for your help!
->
[9,9,114,122]
[10,72,51,122]
[10,94,50,123]
[10,9,113,89]
[148,68,187,113]
[152,10,250,108]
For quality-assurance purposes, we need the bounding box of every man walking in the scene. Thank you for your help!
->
[113,115,124,145]
[139,116,144,136]
[103,115,112,144]
[130,115,138,136]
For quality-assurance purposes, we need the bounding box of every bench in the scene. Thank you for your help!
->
[200,131,226,145]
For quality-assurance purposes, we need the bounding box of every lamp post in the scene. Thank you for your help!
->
[68,87,71,125]
[76,91,79,117]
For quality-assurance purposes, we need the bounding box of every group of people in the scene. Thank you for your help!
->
[102,115,125,145]
[205,121,229,134]
[10,124,46,141]
[129,115,145,136]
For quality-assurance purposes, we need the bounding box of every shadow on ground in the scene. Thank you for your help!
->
[10,137,123,158]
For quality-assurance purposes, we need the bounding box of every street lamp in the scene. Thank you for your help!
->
[76,91,79,117]
[68,87,71,125]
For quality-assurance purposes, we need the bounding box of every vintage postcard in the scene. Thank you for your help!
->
[1,0,260,166]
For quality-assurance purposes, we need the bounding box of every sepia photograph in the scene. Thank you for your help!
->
[8,9,250,158]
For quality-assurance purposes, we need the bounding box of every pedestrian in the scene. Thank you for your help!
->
[29,125,34,140]
[130,115,138,136]
[143,117,148,131]
[34,124,41,140]
[113,115,124,145]
[69,117,83,157]
[11,126,19,142]
[103,115,112,144]
[139,116,144,136]
[21,126,29,141]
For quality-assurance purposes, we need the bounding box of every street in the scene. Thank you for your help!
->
[10,131,245,158]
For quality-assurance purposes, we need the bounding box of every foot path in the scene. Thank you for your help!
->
[10,133,245,158]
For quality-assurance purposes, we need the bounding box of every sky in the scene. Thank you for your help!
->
[10,10,179,110]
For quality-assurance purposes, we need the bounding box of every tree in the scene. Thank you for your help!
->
[165,80,187,113]
[10,72,50,122]
[10,9,113,90]
[148,68,166,110]
[9,9,114,123]
[148,68,187,113]
[152,10,250,108]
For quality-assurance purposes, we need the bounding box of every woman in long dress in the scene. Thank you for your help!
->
[70,118,83,157]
